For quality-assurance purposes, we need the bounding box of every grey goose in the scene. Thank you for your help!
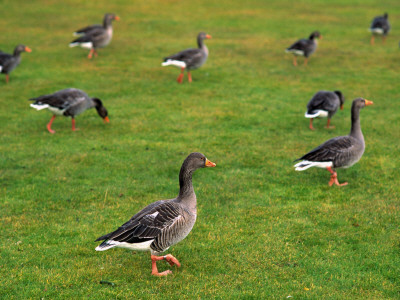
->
[29,88,109,134]
[285,31,321,66]
[69,13,119,59]
[95,152,216,276]
[369,13,390,45]
[162,32,212,83]
[0,45,31,83]
[305,90,345,130]
[294,98,373,186]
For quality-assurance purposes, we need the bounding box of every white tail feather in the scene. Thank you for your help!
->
[0,66,2,72]
[304,110,328,118]
[162,60,186,68]
[294,160,333,171]
[30,103,49,111]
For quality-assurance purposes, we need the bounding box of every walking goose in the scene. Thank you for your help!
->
[305,90,345,130]
[0,45,31,83]
[69,13,119,59]
[285,31,321,66]
[162,32,211,83]
[294,98,373,186]
[369,13,390,45]
[95,152,216,276]
[29,88,109,134]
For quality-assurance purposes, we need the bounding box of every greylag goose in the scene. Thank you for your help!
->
[285,31,321,66]
[162,32,211,83]
[29,88,109,134]
[305,90,345,130]
[0,45,31,83]
[294,98,373,186]
[369,13,390,45]
[69,13,119,59]
[95,152,216,276]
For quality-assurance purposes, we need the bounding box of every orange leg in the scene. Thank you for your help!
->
[292,56,297,67]
[370,35,375,45]
[187,71,192,83]
[177,67,185,83]
[325,119,335,129]
[47,115,56,134]
[326,167,348,187]
[151,254,181,277]
[88,49,94,59]
[5,74,9,83]
[304,57,308,66]
[309,118,314,130]
[71,118,79,131]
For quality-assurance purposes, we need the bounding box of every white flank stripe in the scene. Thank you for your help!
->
[69,42,78,48]
[294,160,333,171]
[30,103,49,110]
[162,60,186,68]
[95,239,154,252]
[0,66,2,72]
[286,49,304,56]
[79,42,93,49]
[304,110,329,118]
[369,28,384,34]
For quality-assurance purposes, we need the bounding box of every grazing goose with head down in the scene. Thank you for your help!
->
[29,88,109,134]
[369,13,390,45]
[162,32,212,83]
[69,13,119,59]
[95,152,216,276]
[285,31,321,66]
[0,45,32,83]
[294,98,373,186]
[305,90,345,130]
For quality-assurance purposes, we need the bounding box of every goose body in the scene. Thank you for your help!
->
[0,45,31,83]
[305,90,345,130]
[369,13,390,44]
[29,88,109,134]
[162,32,211,83]
[286,31,321,66]
[69,13,119,58]
[95,152,216,276]
[294,98,373,186]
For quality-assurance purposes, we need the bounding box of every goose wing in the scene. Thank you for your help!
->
[307,92,338,113]
[296,136,357,163]
[95,200,184,244]
[29,89,86,110]
[164,48,203,65]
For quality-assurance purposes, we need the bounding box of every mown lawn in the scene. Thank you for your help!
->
[1,0,399,298]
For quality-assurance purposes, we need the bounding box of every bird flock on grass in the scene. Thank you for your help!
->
[1,10,394,276]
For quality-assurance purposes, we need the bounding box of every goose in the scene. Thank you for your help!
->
[95,152,216,276]
[285,31,321,66]
[69,13,119,59]
[305,90,345,130]
[162,32,211,83]
[0,45,31,83]
[29,88,109,134]
[369,13,390,45]
[294,98,373,186]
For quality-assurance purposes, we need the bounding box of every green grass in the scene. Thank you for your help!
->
[1,0,400,298]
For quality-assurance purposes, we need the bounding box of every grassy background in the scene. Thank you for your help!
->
[1,0,400,298]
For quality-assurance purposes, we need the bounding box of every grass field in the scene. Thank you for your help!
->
[1,0,400,298]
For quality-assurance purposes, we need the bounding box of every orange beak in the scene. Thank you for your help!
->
[115,16,120,21]
[364,99,374,106]
[340,104,343,110]
[205,158,216,167]
[25,46,32,53]
[103,116,110,123]
[206,34,212,39]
